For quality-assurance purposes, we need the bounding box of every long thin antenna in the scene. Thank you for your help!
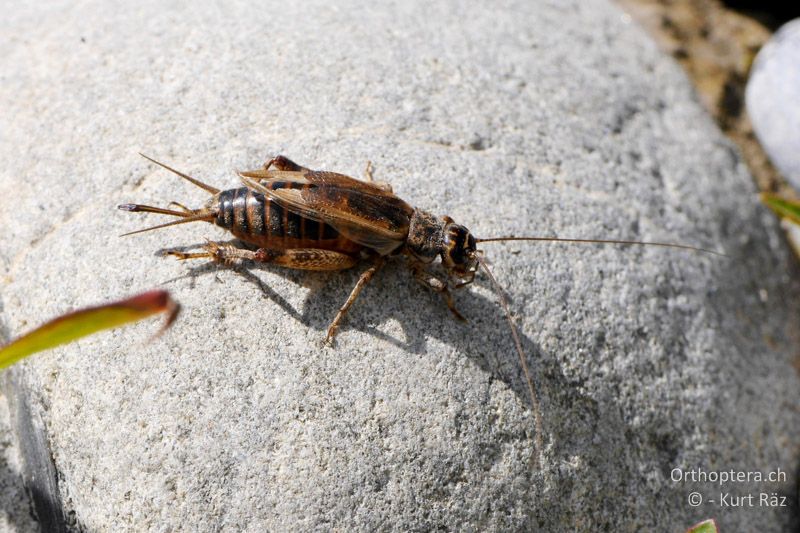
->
[476,254,543,466]
[476,236,725,257]
[139,153,220,194]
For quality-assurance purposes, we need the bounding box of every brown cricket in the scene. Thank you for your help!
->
[120,153,721,460]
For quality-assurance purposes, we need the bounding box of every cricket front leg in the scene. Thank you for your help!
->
[326,255,387,344]
[451,271,476,290]
[169,242,359,270]
[408,261,466,321]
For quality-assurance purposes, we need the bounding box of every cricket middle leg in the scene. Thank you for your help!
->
[326,255,387,343]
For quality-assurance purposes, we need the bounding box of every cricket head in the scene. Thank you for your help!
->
[441,221,479,283]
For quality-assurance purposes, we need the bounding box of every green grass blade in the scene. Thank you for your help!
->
[0,290,180,370]
[685,518,719,533]
[761,193,800,225]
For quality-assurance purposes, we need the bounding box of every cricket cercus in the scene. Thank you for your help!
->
[120,153,721,458]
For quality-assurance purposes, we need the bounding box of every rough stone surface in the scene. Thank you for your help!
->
[1,0,799,531]
[747,18,800,189]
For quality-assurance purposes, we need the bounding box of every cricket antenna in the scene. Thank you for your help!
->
[139,153,220,194]
[476,236,726,257]
[475,253,543,466]
[117,204,214,236]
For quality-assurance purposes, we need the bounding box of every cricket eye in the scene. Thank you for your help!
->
[442,223,476,268]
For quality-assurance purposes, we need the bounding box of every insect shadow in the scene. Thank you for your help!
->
[155,240,552,410]
[156,240,619,472]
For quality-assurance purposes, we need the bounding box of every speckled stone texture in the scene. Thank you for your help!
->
[1,0,799,531]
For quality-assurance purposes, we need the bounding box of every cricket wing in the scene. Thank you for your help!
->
[239,168,398,197]
[237,169,313,185]
[240,170,414,254]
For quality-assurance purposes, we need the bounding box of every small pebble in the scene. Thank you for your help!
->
[746,18,800,189]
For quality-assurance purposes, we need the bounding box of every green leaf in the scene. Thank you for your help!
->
[0,290,180,369]
[761,193,800,225]
[685,518,719,533]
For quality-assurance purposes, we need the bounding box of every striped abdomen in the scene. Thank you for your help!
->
[213,187,361,254]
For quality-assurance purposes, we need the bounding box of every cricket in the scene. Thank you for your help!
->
[119,153,721,459]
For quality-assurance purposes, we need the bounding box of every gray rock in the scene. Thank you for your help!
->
[0,388,39,533]
[1,0,799,531]
[747,18,800,188]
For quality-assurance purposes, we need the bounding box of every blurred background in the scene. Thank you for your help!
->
[618,0,798,195]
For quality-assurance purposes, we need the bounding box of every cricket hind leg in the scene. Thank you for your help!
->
[326,255,387,344]
[168,242,359,271]
[408,261,465,321]
[170,241,383,342]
